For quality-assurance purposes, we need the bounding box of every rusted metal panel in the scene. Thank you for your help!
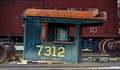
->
[0,1,43,36]
[44,0,118,37]
[23,9,107,20]
[0,0,118,38]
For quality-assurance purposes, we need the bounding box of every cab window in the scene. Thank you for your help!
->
[55,28,68,41]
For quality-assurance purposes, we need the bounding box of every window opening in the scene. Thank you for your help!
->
[55,28,68,41]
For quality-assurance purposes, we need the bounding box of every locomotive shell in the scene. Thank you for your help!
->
[0,0,118,37]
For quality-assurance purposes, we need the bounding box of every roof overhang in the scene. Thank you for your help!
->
[22,9,107,24]
[23,16,105,25]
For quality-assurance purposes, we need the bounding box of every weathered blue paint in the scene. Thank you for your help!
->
[23,17,104,63]
[23,17,104,24]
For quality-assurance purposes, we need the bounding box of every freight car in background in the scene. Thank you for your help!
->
[0,0,119,54]
[0,0,43,43]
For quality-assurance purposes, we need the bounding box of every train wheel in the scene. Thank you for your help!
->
[0,43,16,63]
[2,43,16,59]
[98,39,108,53]
[0,45,6,63]
[99,39,115,54]
[102,39,115,54]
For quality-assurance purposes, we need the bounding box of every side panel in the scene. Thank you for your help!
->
[44,0,118,37]
[0,2,11,36]
[24,18,82,63]
[0,0,118,37]
[0,1,43,36]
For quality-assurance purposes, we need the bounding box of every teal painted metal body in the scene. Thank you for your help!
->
[23,17,104,63]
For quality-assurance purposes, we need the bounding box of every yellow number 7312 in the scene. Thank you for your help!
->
[36,45,65,57]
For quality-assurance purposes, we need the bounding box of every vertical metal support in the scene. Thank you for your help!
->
[38,20,43,43]
[36,20,41,42]
[23,18,42,60]
[75,24,82,63]
[8,35,12,43]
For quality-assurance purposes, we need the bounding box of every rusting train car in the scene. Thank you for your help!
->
[0,0,119,54]
[21,8,107,63]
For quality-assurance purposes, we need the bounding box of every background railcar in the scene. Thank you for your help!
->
[0,0,119,54]
[0,0,43,43]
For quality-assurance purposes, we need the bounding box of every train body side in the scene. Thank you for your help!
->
[0,1,43,37]
[0,0,118,38]
[43,0,118,37]
[0,0,119,54]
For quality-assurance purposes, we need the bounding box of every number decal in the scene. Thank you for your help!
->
[52,46,57,57]
[36,45,65,57]
[58,47,65,57]
[44,46,51,56]
[36,46,43,56]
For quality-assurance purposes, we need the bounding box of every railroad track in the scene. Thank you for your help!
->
[82,52,120,63]
[1,51,120,64]
[0,63,120,70]
[0,52,120,70]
